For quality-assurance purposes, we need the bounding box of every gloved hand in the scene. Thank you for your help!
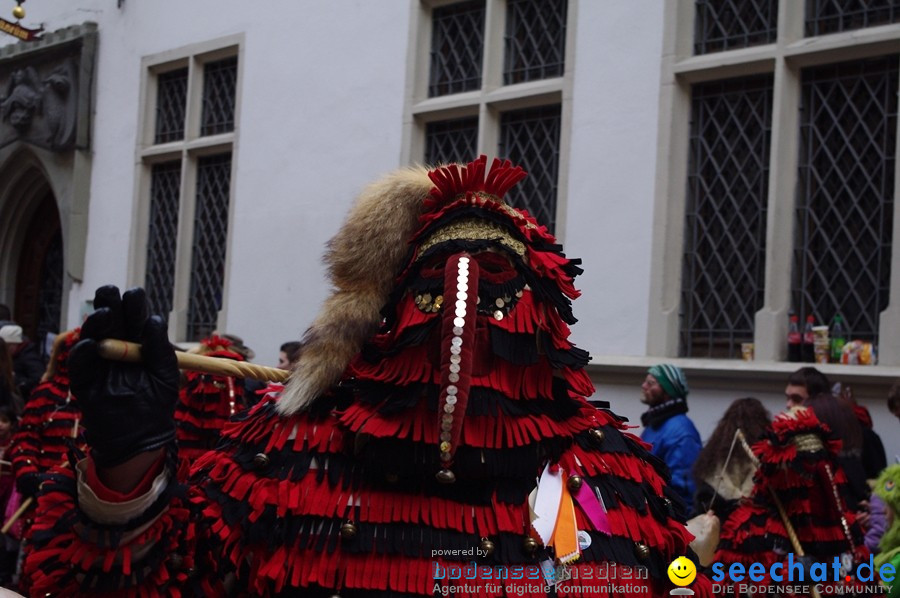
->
[15,472,42,498]
[69,286,179,468]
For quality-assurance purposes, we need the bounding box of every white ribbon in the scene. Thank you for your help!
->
[531,462,563,545]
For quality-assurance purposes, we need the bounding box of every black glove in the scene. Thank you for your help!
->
[16,472,42,498]
[69,286,179,468]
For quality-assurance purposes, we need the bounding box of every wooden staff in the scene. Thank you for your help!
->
[1,498,31,535]
[97,339,289,383]
[769,488,823,598]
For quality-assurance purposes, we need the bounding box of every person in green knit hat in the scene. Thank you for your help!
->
[640,364,702,516]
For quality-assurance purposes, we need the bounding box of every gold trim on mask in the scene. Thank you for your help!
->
[793,433,824,453]
[416,218,526,258]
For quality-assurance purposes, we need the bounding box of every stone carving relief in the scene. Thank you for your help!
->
[0,56,80,151]
[1,67,42,132]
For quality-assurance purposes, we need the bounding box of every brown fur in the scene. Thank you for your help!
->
[277,166,434,414]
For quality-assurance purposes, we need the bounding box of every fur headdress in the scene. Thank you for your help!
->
[277,166,436,414]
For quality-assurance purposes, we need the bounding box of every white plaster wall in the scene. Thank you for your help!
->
[565,0,665,359]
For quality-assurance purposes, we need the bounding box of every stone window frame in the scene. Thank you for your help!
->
[648,1,900,365]
[401,0,577,242]
[129,34,244,343]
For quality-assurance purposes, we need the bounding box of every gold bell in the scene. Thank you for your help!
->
[589,428,605,442]
[634,542,650,560]
[522,537,539,555]
[252,452,270,469]
[385,473,399,483]
[567,475,583,492]
[169,553,184,570]
[479,537,495,557]
[12,4,25,19]
[340,521,358,539]
[435,469,456,484]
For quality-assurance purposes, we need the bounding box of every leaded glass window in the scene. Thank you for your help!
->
[503,0,567,85]
[154,68,188,144]
[806,0,900,37]
[681,76,773,358]
[429,1,485,97]
[793,57,897,348]
[425,117,479,165]
[201,56,238,136]
[499,105,561,232]
[37,232,63,343]
[145,161,182,318]
[187,153,232,341]
[694,0,778,55]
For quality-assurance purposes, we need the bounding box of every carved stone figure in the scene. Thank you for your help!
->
[0,67,42,133]
[42,61,77,149]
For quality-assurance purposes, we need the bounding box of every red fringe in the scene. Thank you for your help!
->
[339,399,597,449]
[25,465,198,597]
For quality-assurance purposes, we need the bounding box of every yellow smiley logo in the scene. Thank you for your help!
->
[667,556,697,586]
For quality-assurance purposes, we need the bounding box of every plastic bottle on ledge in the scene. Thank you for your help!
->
[787,312,802,362]
[831,315,846,363]
[802,315,816,363]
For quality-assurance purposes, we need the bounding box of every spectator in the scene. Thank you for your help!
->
[889,381,900,423]
[277,341,301,370]
[693,397,770,520]
[865,492,889,555]
[0,324,44,399]
[784,366,831,410]
[804,391,868,509]
[640,363,702,515]
[837,384,887,480]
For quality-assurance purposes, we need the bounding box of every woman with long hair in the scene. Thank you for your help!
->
[693,397,771,519]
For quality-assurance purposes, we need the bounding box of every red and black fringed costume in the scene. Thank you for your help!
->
[24,157,711,597]
[174,335,248,464]
[11,330,85,490]
[715,407,870,595]
[7,329,86,593]
[9,329,85,515]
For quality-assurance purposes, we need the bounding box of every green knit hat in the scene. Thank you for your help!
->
[648,364,689,400]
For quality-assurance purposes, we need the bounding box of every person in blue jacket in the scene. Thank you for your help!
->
[640,364,702,516]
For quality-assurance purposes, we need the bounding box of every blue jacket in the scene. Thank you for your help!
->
[641,414,702,514]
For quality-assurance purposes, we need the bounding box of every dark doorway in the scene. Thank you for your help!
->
[14,193,63,352]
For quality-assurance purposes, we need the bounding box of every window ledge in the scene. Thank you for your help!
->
[585,355,900,397]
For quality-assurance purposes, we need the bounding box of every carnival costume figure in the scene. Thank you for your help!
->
[174,335,249,464]
[24,157,710,597]
[715,406,870,596]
